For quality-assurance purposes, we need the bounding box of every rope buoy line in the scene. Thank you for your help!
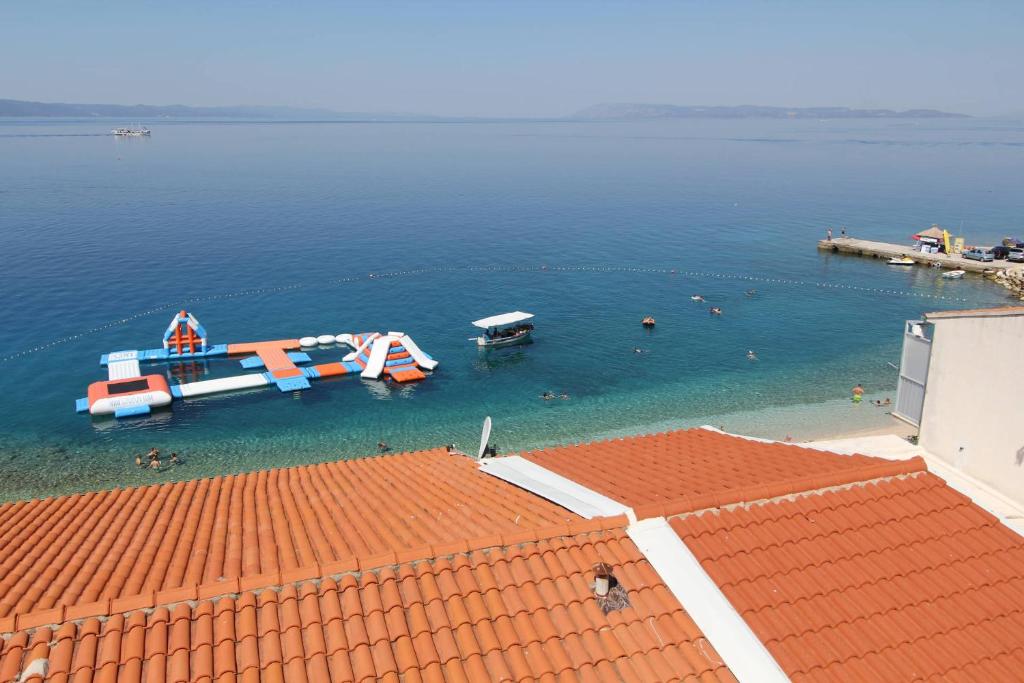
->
[0,264,981,363]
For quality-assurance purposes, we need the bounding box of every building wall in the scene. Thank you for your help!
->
[918,314,1024,502]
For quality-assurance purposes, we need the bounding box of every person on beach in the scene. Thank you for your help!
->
[841,227,847,238]
[827,227,833,241]
[852,383,864,403]
[377,441,390,453]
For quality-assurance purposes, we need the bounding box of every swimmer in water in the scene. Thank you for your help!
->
[541,391,555,400]
[691,295,704,302]
[710,307,722,315]
[747,350,757,360]
[745,289,757,296]
[560,393,569,400]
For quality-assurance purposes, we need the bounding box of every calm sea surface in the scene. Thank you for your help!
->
[0,117,1019,501]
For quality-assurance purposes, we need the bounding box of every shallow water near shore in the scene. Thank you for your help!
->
[0,117,1018,501]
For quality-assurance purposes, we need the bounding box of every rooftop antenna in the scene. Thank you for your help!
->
[477,416,493,459]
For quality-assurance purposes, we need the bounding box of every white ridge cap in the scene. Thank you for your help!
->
[478,455,633,520]
[627,517,788,683]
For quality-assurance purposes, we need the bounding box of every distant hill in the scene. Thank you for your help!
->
[0,98,440,121]
[572,103,969,120]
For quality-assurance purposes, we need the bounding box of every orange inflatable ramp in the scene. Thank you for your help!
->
[389,367,426,382]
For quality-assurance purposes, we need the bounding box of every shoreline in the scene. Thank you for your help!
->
[0,390,908,503]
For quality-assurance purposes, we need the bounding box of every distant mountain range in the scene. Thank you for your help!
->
[572,103,969,120]
[0,99,441,121]
[0,97,970,120]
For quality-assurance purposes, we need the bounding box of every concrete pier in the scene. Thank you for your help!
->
[817,237,1013,273]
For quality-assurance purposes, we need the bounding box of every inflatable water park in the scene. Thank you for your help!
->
[76,310,438,418]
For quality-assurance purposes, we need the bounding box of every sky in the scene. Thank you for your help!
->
[3,1,1022,117]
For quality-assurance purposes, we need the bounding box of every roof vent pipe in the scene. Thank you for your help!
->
[593,562,613,597]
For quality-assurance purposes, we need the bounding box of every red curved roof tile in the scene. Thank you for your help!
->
[0,530,736,682]
[671,472,1024,681]
[521,428,916,516]
[0,449,579,626]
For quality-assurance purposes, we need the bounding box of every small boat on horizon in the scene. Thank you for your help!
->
[112,126,151,137]
[472,311,534,348]
[888,256,915,266]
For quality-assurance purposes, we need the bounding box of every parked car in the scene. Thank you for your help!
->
[1008,248,1024,263]
[989,245,1010,260]
[962,248,994,262]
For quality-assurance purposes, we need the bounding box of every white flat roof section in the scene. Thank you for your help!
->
[478,455,634,520]
[627,517,790,683]
[471,311,534,329]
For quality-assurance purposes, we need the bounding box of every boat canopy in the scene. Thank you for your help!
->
[472,311,534,329]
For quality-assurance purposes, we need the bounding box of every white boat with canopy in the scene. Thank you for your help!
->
[472,311,535,348]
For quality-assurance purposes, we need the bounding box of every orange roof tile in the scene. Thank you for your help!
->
[0,449,581,628]
[0,529,736,683]
[521,429,920,518]
[671,471,1024,681]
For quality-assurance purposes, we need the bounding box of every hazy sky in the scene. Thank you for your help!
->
[4,1,1022,116]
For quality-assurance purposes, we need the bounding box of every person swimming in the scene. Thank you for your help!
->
[691,295,705,302]
[745,289,757,296]
[747,350,757,360]
[541,391,555,400]
[710,307,722,315]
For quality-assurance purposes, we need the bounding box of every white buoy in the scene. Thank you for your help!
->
[299,336,318,347]
[334,333,351,344]
[317,334,335,345]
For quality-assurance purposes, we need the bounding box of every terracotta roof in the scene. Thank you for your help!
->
[671,471,1024,681]
[0,449,580,630]
[0,529,736,683]
[521,429,916,518]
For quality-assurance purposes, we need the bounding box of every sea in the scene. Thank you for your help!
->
[0,116,1019,501]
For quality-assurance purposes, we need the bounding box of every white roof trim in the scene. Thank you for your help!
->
[472,311,534,329]
[478,455,634,520]
[627,517,789,683]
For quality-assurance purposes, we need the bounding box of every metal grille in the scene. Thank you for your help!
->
[893,321,932,426]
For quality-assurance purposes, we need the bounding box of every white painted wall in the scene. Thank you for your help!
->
[918,314,1024,503]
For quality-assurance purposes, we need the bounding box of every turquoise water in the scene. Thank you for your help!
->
[0,117,1018,501]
